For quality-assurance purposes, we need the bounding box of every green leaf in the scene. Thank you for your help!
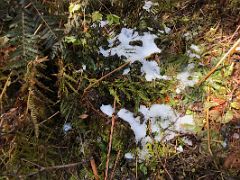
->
[107,14,120,25]
[139,163,148,175]
[92,11,103,22]
[204,102,219,109]
[230,101,240,110]
[65,36,81,45]
[69,3,81,14]
[109,88,120,104]
[224,63,234,77]
[222,110,234,124]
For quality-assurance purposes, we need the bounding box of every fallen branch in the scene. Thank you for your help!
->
[197,36,240,86]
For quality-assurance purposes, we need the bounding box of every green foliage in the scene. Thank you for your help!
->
[92,11,103,22]
[105,78,168,110]
[106,14,120,25]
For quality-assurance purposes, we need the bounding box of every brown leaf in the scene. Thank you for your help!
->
[79,114,89,119]
[224,152,240,169]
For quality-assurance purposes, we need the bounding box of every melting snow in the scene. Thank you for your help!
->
[176,63,199,93]
[124,152,134,159]
[101,103,196,160]
[164,26,171,34]
[176,145,184,152]
[190,44,200,52]
[100,104,114,117]
[63,123,72,133]
[99,20,108,27]
[123,68,130,75]
[99,28,168,81]
[140,60,168,81]
[186,44,201,59]
[143,1,153,12]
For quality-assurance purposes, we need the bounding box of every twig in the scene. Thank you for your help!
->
[229,25,240,43]
[104,98,117,180]
[159,158,174,180]
[110,150,121,180]
[26,161,82,177]
[90,157,100,180]
[0,72,12,114]
[83,61,130,95]
[197,36,240,86]
[39,111,60,125]
[206,86,213,156]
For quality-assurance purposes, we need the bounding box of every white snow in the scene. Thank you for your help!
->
[143,1,153,12]
[118,108,147,142]
[182,137,193,146]
[124,152,134,159]
[140,60,168,81]
[100,28,161,62]
[100,104,114,117]
[63,123,72,133]
[190,44,200,53]
[176,87,181,94]
[176,63,199,92]
[186,50,200,59]
[186,44,201,59]
[99,28,168,81]
[117,104,196,160]
[99,20,108,27]
[164,26,171,34]
[123,68,130,75]
[176,145,184,152]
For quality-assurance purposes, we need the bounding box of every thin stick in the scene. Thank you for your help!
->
[110,150,121,180]
[26,161,82,177]
[0,72,12,113]
[39,111,60,125]
[229,25,240,43]
[83,61,130,94]
[159,158,173,180]
[206,87,213,156]
[197,36,240,86]
[90,157,100,180]
[104,98,117,180]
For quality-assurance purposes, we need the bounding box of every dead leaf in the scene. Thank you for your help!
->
[79,114,89,119]
[224,152,240,169]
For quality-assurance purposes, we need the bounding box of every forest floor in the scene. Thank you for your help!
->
[0,0,240,179]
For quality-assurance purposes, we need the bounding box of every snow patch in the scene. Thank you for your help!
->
[63,123,72,133]
[164,26,171,34]
[190,44,200,53]
[99,28,167,81]
[186,44,201,59]
[118,104,196,160]
[176,63,199,93]
[143,1,153,12]
[100,104,114,117]
[140,60,168,81]
[125,152,134,159]
[123,68,130,75]
[99,20,108,27]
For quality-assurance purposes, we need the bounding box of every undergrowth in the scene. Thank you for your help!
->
[0,0,240,179]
